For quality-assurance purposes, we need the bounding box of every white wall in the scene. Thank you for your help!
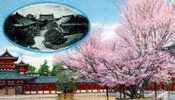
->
[0,94,58,100]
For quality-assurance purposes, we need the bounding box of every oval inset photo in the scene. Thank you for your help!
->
[4,3,90,52]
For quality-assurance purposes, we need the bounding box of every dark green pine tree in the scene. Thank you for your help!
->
[27,65,36,75]
[38,60,50,76]
[56,66,77,96]
[51,64,64,76]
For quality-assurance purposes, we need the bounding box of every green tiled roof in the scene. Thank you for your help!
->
[32,76,58,84]
[0,71,33,80]
[32,76,98,84]
[76,79,97,83]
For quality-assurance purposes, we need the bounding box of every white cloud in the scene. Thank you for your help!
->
[91,23,119,41]
[172,0,175,4]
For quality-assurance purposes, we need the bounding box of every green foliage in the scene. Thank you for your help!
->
[51,64,64,76]
[55,65,77,94]
[27,65,36,74]
[56,79,76,93]
[38,60,50,76]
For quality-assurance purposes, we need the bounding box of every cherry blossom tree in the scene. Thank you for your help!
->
[115,0,175,97]
[56,34,174,98]
[117,0,175,55]
[54,0,175,99]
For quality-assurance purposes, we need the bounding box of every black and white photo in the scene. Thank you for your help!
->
[4,3,90,52]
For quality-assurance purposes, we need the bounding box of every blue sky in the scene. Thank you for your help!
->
[0,0,125,67]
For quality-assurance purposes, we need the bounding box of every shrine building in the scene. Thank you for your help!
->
[0,50,107,96]
[0,50,57,95]
[2,50,172,96]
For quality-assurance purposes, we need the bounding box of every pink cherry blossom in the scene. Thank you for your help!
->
[54,0,175,99]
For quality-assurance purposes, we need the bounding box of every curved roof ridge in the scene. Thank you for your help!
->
[0,49,18,61]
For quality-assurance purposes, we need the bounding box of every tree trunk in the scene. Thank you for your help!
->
[122,86,126,98]
[130,87,140,99]
[119,87,122,99]
[142,89,144,98]
[127,90,137,99]
[154,82,157,99]
[64,93,66,99]
[106,87,109,100]
[64,89,67,99]
[123,90,126,98]
[140,87,144,98]
[124,86,144,99]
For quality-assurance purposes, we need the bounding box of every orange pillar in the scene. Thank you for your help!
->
[159,80,163,90]
[169,80,173,91]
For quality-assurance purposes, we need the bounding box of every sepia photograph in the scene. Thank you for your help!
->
[4,3,90,52]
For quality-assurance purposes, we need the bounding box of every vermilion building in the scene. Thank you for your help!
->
[0,50,57,95]
[1,50,173,96]
[0,50,105,95]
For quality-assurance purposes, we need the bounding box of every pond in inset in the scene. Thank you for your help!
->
[4,3,90,52]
